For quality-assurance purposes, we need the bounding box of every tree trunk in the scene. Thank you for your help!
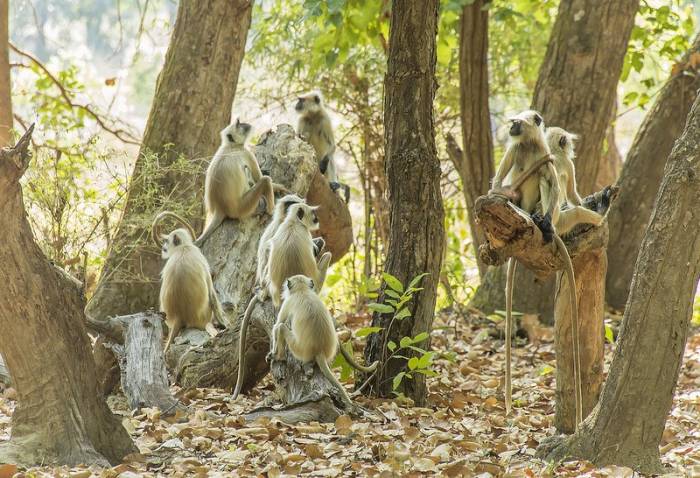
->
[594,102,622,192]
[533,0,639,195]
[86,0,254,320]
[0,127,135,466]
[0,354,10,387]
[470,0,639,322]
[554,249,606,433]
[606,33,700,309]
[0,0,11,146]
[364,0,444,406]
[447,0,494,278]
[538,86,700,476]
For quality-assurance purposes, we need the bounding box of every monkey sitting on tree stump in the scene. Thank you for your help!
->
[475,186,617,433]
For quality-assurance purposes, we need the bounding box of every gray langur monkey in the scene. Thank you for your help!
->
[196,119,287,246]
[545,127,608,235]
[295,92,351,202]
[152,212,225,353]
[232,202,332,400]
[489,110,583,428]
[271,275,379,408]
[255,194,326,289]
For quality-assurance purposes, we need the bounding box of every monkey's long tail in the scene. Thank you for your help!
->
[553,234,583,428]
[232,295,259,400]
[315,355,354,409]
[338,343,378,373]
[504,258,516,415]
[195,211,225,247]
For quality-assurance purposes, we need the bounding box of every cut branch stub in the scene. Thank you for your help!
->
[475,186,618,278]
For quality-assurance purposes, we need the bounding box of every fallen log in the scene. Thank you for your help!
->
[475,186,617,433]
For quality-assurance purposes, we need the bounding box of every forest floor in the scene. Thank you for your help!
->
[1,310,699,478]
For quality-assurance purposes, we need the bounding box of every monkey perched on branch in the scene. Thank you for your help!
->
[488,110,583,428]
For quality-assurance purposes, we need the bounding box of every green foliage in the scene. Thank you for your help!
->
[622,1,695,109]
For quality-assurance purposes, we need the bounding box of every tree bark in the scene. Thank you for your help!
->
[0,354,10,387]
[364,0,444,406]
[110,312,183,414]
[538,86,700,476]
[0,127,135,466]
[471,0,639,322]
[606,33,700,309]
[86,0,254,320]
[594,103,622,192]
[532,0,639,195]
[0,0,11,146]
[447,0,494,278]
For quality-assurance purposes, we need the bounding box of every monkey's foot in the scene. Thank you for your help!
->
[531,212,554,243]
[329,182,351,202]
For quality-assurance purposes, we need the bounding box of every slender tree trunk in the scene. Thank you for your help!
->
[448,0,494,278]
[0,128,135,466]
[606,33,700,309]
[539,88,700,476]
[470,0,638,322]
[0,0,12,146]
[87,0,253,320]
[594,102,622,191]
[364,0,444,406]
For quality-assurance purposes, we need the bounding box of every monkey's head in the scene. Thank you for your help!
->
[160,228,194,259]
[274,193,305,222]
[283,274,315,297]
[221,119,252,146]
[507,110,545,144]
[546,126,578,160]
[295,92,324,115]
[286,203,320,231]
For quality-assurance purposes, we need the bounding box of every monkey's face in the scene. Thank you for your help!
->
[161,228,193,259]
[221,119,252,146]
[546,127,578,159]
[295,93,322,114]
[283,274,315,296]
[276,194,304,218]
[507,110,544,142]
[288,203,320,231]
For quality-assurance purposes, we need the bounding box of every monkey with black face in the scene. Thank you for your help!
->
[489,110,583,428]
[152,212,225,353]
[196,119,286,246]
[546,127,608,235]
[271,275,378,408]
[295,92,350,202]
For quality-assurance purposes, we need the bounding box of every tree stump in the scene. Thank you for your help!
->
[475,187,617,432]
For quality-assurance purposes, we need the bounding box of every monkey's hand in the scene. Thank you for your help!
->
[488,186,520,203]
[532,212,554,244]
[319,155,330,175]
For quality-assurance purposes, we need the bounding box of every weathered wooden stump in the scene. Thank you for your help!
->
[475,187,617,433]
[91,125,355,420]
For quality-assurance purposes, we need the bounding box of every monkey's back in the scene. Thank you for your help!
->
[160,247,211,329]
[298,111,334,159]
[287,292,337,362]
[205,148,249,215]
[269,224,317,283]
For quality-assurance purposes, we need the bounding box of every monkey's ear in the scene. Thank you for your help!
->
[534,113,542,126]
[173,234,181,246]
[286,279,292,290]
[297,208,305,220]
[559,136,567,148]
[309,279,314,289]
[226,133,234,142]
[314,95,320,104]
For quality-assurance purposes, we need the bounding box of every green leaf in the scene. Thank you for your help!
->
[604,324,615,344]
[539,365,555,376]
[417,352,434,369]
[384,289,401,299]
[392,371,406,391]
[399,336,412,348]
[382,272,404,293]
[387,341,397,352]
[356,326,382,338]
[408,273,429,289]
[407,357,419,370]
[412,332,429,344]
[368,303,394,314]
[394,308,411,321]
